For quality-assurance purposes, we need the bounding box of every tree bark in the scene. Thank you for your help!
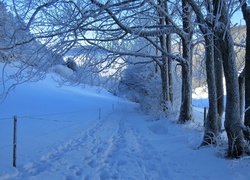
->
[167,33,173,104]
[165,1,173,104]
[178,0,194,123]
[201,34,219,145]
[186,0,221,145]
[220,36,244,157]
[216,0,244,157]
[160,58,170,110]
[179,60,194,122]
[238,68,245,122]
[245,18,250,139]
[211,0,225,131]
[158,0,170,111]
[214,37,224,130]
[240,1,250,142]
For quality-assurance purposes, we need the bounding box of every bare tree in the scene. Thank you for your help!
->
[148,0,196,121]
[0,1,57,101]
[214,0,244,158]
[214,35,224,131]
[187,0,219,145]
[177,0,194,123]
[9,0,196,119]
[239,0,250,142]
[187,0,245,157]
[157,0,170,110]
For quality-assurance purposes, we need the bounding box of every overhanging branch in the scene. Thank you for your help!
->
[91,0,182,38]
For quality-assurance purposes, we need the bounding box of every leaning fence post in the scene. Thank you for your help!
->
[13,115,17,167]
[204,107,207,127]
[99,108,101,120]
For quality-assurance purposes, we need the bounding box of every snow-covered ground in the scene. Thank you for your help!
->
[0,72,250,180]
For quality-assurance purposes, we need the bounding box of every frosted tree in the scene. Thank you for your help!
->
[215,0,244,158]
[239,0,250,141]
[187,0,245,157]
[146,0,195,121]
[10,0,195,119]
[0,1,57,101]
[157,0,173,109]
[178,0,194,123]
[187,0,220,145]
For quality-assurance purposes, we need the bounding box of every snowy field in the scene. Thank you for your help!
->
[1,72,250,180]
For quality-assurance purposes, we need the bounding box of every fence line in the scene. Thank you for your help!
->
[0,144,12,150]
[17,109,98,119]
[0,116,93,150]
[193,106,226,124]
[0,103,117,122]
[0,103,117,150]
[0,117,12,121]
[24,116,83,123]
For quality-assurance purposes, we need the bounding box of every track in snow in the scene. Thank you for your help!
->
[8,104,170,180]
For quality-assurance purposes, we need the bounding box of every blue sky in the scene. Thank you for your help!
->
[232,10,245,25]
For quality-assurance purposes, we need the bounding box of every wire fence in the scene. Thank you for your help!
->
[0,117,12,121]
[2,102,224,167]
[1,104,208,150]
[0,102,118,166]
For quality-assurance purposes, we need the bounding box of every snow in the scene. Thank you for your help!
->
[1,71,250,179]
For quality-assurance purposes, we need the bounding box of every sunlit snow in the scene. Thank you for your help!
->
[0,71,250,180]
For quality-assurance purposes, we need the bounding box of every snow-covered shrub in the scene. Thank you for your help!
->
[51,46,122,92]
[54,64,74,78]
[118,63,163,115]
[53,55,119,91]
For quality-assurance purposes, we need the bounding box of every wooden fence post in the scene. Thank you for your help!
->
[13,116,17,167]
[204,107,207,127]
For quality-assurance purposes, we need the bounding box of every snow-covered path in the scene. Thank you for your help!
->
[1,72,250,179]
[2,101,250,179]
[3,102,249,180]
[5,103,170,180]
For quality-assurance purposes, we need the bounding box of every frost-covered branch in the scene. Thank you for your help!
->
[245,106,250,113]
[91,0,179,37]
[147,0,189,40]
[84,38,162,60]
[144,36,186,64]
[234,42,246,48]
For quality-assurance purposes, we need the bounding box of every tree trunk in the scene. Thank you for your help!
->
[165,1,173,104]
[167,34,173,104]
[240,1,250,141]
[245,24,250,136]
[214,38,224,131]
[178,60,194,122]
[178,0,194,123]
[238,68,245,122]
[221,37,244,157]
[160,59,170,110]
[218,27,244,158]
[186,0,221,144]
[158,0,170,111]
[212,0,244,158]
[201,34,219,145]
[212,0,224,130]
